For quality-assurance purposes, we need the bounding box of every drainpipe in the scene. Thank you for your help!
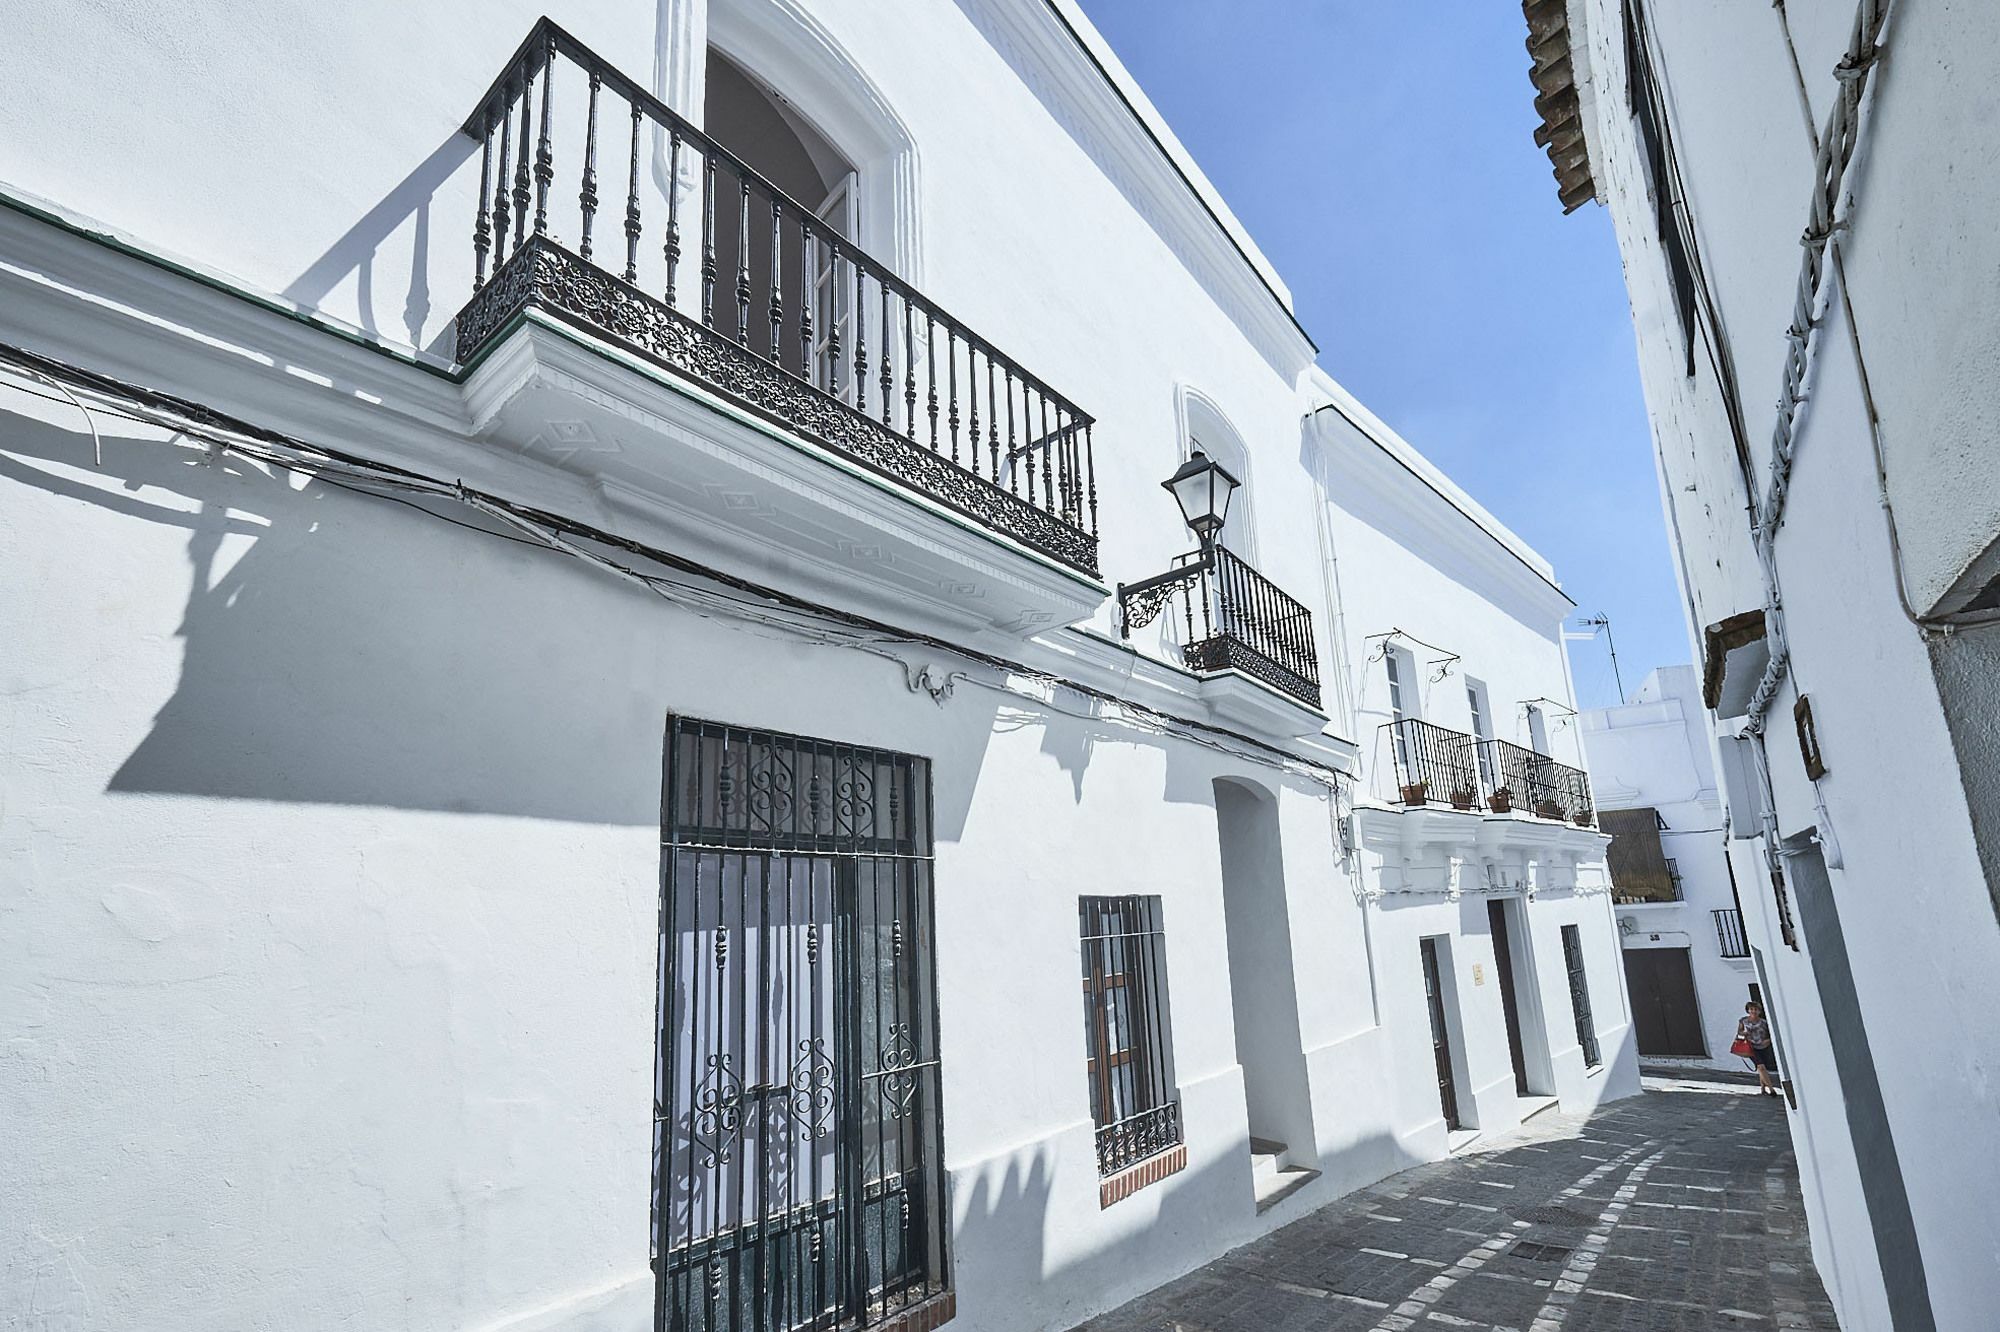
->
[1303,404,1383,1025]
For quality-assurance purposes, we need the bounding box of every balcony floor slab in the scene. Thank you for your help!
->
[459,311,1109,646]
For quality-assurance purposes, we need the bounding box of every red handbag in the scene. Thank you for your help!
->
[1730,1037,1754,1057]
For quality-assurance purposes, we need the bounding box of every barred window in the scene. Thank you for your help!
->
[656,717,951,1332]
[1561,924,1602,1068]
[1078,896,1182,1177]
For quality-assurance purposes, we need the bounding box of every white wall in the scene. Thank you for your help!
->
[0,391,1346,1332]
[1581,665,1755,1070]
[1565,1,2000,1326]
[0,0,1328,669]
[0,3,1641,1330]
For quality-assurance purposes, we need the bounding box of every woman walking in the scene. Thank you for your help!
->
[1735,1001,1780,1097]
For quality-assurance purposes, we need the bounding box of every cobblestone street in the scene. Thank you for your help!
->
[1075,1078,1837,1332]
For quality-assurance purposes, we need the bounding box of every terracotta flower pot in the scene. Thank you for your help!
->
[1534,800,1564,820]
[1449,789,1476,810]
[1487,790,1513,814]
[1400,782,1428,806]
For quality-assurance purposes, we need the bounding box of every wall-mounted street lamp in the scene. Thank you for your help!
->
[1112,451,1323,710]
[1161,449,1240,551]
[1117,451,1241,637]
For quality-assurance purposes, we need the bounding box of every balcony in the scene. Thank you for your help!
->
[1383,719,1481,809]
[1477,738,1594,826]
[1373,724,1596,826]
[452,22,1102,636]
[1714,908,1751,959]
[1118,546,1322,729]
[1359,721,1601,895]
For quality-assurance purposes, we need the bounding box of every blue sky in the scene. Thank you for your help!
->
[1076,0,1687,708]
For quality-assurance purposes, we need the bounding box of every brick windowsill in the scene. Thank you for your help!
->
[1099,1143,1188,1208]
[867,1290,955,1332]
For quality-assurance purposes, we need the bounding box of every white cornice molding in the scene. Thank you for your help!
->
[957,0,1316,378]
[1304,399,1576,650]
[1321,413,1577,628]
[1305,367,1559,584]
[1352,803,1608,897]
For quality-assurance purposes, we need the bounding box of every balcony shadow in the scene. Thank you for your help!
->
[282,132,471,354]
[3,404,1022,829]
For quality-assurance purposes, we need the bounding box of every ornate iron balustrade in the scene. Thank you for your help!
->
[455,20,1099,576]
[1714,908,1751,959]
[1117,546,1321,708]
[1383,719,1479,808]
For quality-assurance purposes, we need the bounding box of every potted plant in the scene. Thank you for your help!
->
[1573,807,1595,828]
[1534,797,1564,820]
[1400,780,1429,806]
[1487,786,1513,814]
[1449,785,1477,811]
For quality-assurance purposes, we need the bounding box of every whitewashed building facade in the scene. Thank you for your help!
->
[1525,0,2000,1328]
[1580,665,1758,1072]
[1,4,1636,1331]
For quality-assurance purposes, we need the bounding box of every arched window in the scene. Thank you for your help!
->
[701,49,860,359]
[703,0,921,277]
[705,49,857,240]
[1177,387,1257,559]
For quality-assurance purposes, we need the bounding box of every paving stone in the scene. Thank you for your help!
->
[1070,1082,1838,1332]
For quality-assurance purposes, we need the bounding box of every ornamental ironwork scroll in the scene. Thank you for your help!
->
[787,1038,837,1140]
[691,1053,744,1167]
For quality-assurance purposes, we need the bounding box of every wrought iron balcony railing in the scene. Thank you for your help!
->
[1384,719,1479,808]
[1714,908,1751,959]
[1118,546,1321,709]
[1545,757,1595,827]
[455,20,1100,576]
[1477,738,1594,825]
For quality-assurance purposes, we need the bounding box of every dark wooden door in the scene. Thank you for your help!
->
[1487,900,1530,1096]
[1420,938,1460,1129]
[1623,947,1706,1057]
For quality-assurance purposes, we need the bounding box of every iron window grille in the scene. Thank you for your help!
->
[1560,924,1601,1068]
[1078,896,1183,1177]
[657,717,951,1332]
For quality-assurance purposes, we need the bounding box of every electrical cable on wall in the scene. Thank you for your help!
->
[1642,0,1896,879]
[1730,0,1896,875]
[0,340,1355,803]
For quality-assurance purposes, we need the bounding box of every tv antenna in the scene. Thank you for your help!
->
[1576,613,1625,701]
